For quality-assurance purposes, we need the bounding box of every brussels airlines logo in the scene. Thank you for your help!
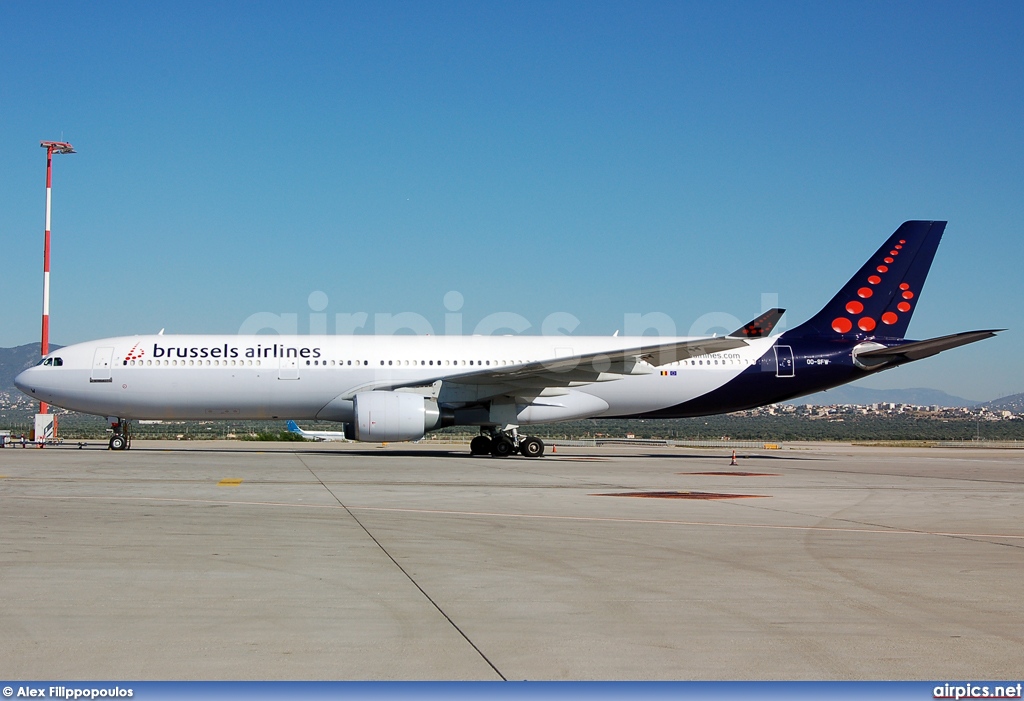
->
[123,343,145,363]
[151,343,322,360]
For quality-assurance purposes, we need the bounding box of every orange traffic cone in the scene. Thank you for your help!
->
[552,444,557,453]
[730,450,737,466]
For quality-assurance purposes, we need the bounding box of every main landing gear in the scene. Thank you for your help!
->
[470,428,545,458]
[108,418,132,451]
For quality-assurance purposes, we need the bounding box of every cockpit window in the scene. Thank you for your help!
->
[53,357,63,366]
[38,357,63,367]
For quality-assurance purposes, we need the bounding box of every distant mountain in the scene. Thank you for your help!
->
[783,385,980,408]
[984,393,1024,411]
[0,343,61,393]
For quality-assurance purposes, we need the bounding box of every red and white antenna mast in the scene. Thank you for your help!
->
[38,140,76,416]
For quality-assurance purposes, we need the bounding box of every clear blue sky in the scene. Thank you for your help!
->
[2,1,1022,400]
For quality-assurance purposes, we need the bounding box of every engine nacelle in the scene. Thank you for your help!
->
[353,391,442,442]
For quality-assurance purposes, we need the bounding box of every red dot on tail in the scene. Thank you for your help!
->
[902,290,914,299]
[890,250,899,256]
[899,239,906,244]
[897,301,911,312]
[899,282,910,290]
[858,287,873,298]
[846,301,864,314]
[832,317,853,333]
[876,265,888,273]
[881,312,898,325]
[895,245,903,250]
[858,317,877,332]
[868,275,881,284]
[884,257,894,263]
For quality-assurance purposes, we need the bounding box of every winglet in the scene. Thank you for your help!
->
[730,309,785,338]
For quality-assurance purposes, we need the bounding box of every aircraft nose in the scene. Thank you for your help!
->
[14,368,38,396]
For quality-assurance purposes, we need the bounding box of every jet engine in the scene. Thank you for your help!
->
[352,391,445,442]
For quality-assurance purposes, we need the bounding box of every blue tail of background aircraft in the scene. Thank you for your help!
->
[790,220,945,340]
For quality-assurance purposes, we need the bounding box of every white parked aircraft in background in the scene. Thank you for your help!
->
[286,420,350,442]
[16,222,999,456]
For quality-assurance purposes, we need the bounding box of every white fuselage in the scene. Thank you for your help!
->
[17,334,777,422]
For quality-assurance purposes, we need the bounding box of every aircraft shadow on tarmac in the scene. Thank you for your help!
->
[52,443,824,461]
[636,452,824,461]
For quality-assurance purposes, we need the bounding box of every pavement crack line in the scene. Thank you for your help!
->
[293,454,506,681]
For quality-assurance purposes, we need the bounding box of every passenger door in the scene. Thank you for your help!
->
[90,347,114,383]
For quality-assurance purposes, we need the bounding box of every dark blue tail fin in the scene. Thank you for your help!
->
[789,221,945,339]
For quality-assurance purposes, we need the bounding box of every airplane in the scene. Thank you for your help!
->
[15,221,1000,456]
[286,420,350,441]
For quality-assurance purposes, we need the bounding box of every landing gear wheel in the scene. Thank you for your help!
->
[519,436,544,458]
[109,434,127,451]
[491,438,515,457]
[470,435,493,455]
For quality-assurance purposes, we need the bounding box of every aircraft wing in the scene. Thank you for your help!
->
[449,335,750,387]
[338,336,749,401]
[856,330,1003,363]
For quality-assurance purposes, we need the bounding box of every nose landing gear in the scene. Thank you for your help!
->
[108,418,132,450]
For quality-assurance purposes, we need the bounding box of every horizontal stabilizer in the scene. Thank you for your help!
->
[730,309,785,338]
[857,330,1003,363]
